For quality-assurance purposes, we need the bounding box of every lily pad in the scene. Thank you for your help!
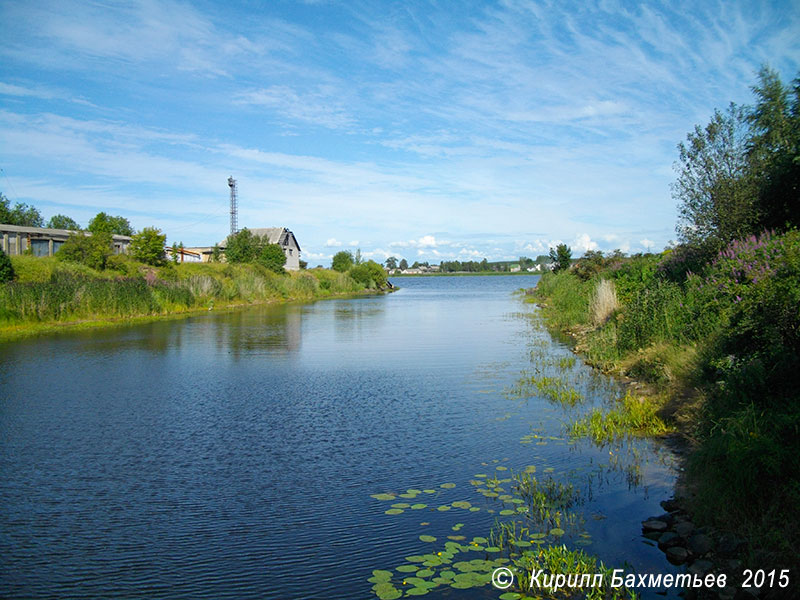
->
[396,564,418,573]
[440,482,456,489]
[437,505,451,511]
[416,569,434,578]
[371,493,396,501]
[410,503,427,510]
[419,534,437,543]
[447,535,466,541]
[385,508,404,515]
[372,570,393,581]
[422,489,436,494]
[499,509,515,516]
[405,555,427,562]
[407,489,422,494]
[405,588,429,596]
[549,528,565,536]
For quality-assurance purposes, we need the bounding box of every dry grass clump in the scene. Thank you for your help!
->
[590,279,618,325]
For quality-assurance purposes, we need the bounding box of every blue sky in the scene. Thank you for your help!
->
[1,0,798,266]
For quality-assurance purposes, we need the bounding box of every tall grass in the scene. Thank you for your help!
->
[0,260,381,329]
[590,279,617,325]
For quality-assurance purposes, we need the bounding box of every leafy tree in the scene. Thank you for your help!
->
[332,250,354,272]
[130,227,166,266]
[225,228,260,263]
[672,103,757,250]
[56,231,113,270]
[170,242,180,264]
[0,246,14,282]
[1,193,44,227]
[47,214,80,230]
[747,67,800,231]
[349,260,387,288]
[549,244,572,273]
[385,256,398,270]
[258,243,287,274]
[88,212,134,236]
[299,259,308,269]
[399,258,408,270]
[354,248,362,265]
[211,243,222,262]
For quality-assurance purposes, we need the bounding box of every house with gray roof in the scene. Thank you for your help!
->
[216,227,301,270]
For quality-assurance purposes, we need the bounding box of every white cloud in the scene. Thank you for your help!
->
[640,238,656,251]
[571,233,599,254]
[325,238,342,247]
[348,240,359,246]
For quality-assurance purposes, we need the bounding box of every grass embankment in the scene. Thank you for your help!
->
[0,256,388,341]
[530,232,800,570]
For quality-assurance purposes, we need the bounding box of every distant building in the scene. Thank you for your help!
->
[216,227,301,270]
[0,223,131,257]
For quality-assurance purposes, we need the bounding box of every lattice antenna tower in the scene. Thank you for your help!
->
[228,176,238,236]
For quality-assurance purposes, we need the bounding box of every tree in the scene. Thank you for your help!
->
[332,250,354,272]
[225,229,260,263]
[258,243,287,274]
[211,244,222,262]
[549,244,572,273]
[299,259,308,269]
[1,193,44,227]
[673,103,757,250]
[0,246,14,282]
[47,214,80,230]
[170,242,180,264]
[385,256,398,270]
[130,227,166,266]
[354,248,362,265]
[56,231,113,270]
[349,260,387,288]
[88,212,134,236]
[399,258,408,270]
[747,67,800,231]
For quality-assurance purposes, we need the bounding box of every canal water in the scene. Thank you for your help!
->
[1,275,679,599]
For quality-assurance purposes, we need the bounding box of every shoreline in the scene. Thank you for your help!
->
[0,288,390,343]
[526,286,767,600]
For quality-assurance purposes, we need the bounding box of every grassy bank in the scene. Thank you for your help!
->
[0,256,389,341]
[530,232,800,571]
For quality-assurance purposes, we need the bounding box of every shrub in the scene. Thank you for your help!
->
[0,247,14,282]
[56,231,113,270]
[348,260,387,288]
[130,227,167,266]
[258,242,287,274]
[225,229,260,263]
[332,250,354,273]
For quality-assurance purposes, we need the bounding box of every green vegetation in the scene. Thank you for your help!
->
[0,247,14,283]
[1,192,43,227]
[531,67,800,568]
[129,227,167,266]
[548,243,572,273]
[332,249,354,272]
[223,228,287,274]
[46,214,80,230]
[56,230,114,271]
[0,257,387,340]
[88,211,134,236]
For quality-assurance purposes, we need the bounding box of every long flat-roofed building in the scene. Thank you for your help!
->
[0,224,132,257]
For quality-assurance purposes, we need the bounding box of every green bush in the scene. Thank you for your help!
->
[130,227,166,266]
[258,242,287,274]
[348,260,387,288]
[0,247,13,283]
[332,250,354,273]
[56,231,113,270]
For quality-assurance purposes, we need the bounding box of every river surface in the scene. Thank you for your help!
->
[1,275,680,599]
